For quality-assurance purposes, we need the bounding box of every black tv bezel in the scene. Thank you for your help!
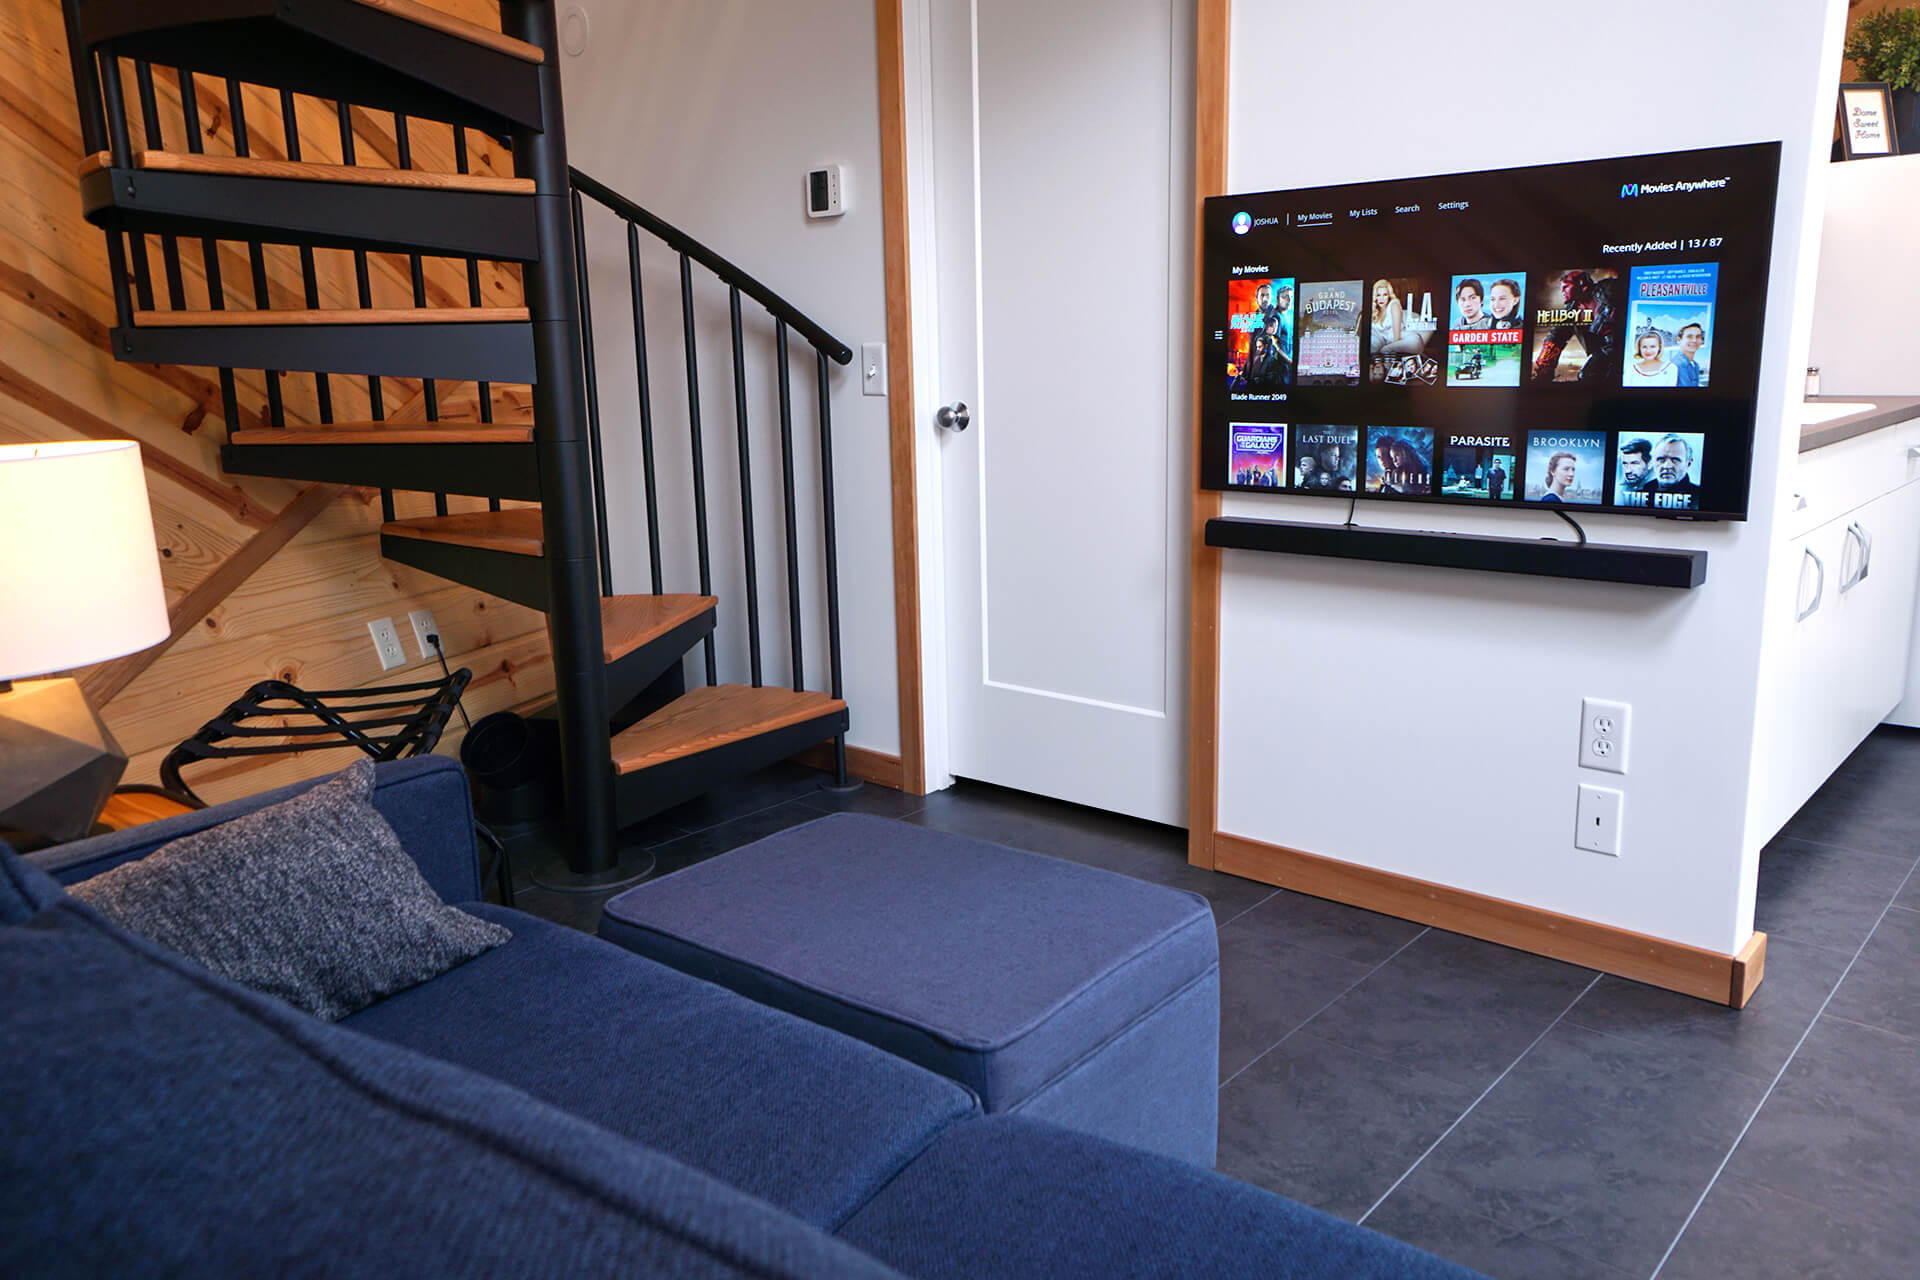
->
[1200,142,1784,523]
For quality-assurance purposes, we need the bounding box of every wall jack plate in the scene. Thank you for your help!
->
[368,617,407,671]
[1576,784,1623,856]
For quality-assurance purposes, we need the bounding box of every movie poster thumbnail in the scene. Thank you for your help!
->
[1365,426,1434,497]
[1227,276,1293,394]
[1228,424,1287,488]
[1366,277,1441,386]
[1613,432,1706,512]
[1291,425,1359,492]
[1623,263,1717,389]
[1297,280,1364,387]
[1528,268,1623,384]
[1446,273,1527,388]
[1523,430,1606,506]
[1439,431,1520,502]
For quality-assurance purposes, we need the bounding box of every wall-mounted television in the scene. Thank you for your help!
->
[1201,143,1782,521]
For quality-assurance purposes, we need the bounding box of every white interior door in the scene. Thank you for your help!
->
[926,0,1194,824]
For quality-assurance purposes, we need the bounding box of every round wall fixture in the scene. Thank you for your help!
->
[561,4,589,56]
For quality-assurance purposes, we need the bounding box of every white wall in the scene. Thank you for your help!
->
[559,0,901,756]
[1217,0,1847,954]
[1808,154,1920,395]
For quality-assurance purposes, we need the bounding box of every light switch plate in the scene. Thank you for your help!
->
[861,343,887,396]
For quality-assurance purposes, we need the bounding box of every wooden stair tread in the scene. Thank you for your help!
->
[347,0,545,63]
[134,306,530,328]
[611,685,847,775]
[383,508,543,556]
[231,423,534,445]
[81,150,534,194]
[600,594,718,665]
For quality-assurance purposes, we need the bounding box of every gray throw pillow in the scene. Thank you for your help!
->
[69,760,509,1020]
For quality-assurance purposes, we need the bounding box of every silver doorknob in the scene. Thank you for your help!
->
[935,401,970,431]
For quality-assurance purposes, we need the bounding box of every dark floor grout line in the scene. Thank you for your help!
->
[1215,888,1283,931]
[1355,972,1603,1227]
[1218,928,1431,1092]
[1816,1010,1920,1045]
[1646,855,1920,1280]
[1767,830,1920,865]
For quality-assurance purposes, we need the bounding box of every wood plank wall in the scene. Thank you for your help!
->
[1,0,558,805]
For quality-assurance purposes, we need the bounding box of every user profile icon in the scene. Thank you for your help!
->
[1231,211,1252,235]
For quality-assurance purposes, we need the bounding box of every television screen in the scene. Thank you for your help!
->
[1202,143,1781,520]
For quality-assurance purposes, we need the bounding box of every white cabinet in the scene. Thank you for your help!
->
[1754,425,1920,842]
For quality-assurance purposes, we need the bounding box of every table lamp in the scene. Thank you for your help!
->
[0,440,169,843]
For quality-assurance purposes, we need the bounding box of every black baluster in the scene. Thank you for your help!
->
[133,61,186,310]
[571,188,613,595]
[816,349,847,785]
[281,89,332,422]
[97,51,150,318]
[336,102,384,419]
[729,287,761,687]
[681,253,716,685]
[177,70,240,434]
[774,323,803,692]
[393,113,443,512]
[627,222,662,594]
[227,77,284,427]
[454,128,493,425]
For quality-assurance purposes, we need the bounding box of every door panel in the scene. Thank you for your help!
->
[931,0,1193,822]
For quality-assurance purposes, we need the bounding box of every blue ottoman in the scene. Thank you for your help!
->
[598,813,1220,1166]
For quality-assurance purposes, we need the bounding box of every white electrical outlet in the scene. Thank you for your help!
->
[367,617,407,671]
[1579,697,1630,774]
[408,608,441,662]
[1575,784,1623,856]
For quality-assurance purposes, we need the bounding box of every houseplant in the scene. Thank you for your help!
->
[1845,5,1920,153]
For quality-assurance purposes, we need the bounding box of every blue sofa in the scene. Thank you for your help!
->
[1,756,1479,1278]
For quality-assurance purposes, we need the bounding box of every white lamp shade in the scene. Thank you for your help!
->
[0,440,170,680]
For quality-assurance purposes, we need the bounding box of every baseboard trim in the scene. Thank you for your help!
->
[790,743,908,792]
[1213,832,1767,1008]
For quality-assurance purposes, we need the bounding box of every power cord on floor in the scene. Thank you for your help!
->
[427,633,472,729]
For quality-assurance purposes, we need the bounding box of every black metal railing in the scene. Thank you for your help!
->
[569,168,853,775]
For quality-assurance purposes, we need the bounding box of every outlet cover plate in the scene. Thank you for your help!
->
[408,608,440,662]
[368,617,406,671]
[1579,697,1630,774]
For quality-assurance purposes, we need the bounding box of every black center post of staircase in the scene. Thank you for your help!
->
[499,0,628,883]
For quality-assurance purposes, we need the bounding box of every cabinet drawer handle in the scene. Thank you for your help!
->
[1798,548,1825,621]
[1841,522,1871,593]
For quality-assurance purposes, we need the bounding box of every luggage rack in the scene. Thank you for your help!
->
[159,672,471,806]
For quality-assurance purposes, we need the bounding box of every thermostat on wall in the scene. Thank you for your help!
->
[806,165,846,218]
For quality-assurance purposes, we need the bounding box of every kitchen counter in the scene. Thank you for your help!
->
[1800,395,1920,452]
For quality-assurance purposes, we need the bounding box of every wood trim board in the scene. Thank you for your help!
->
[1186,0,1230,868]
[875,0,929,795]
[1214,832,1768,1007]
[791,741,907,791]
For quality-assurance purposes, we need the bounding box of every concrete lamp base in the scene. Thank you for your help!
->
[0,678,127,845]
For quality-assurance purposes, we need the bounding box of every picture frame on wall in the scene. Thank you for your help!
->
[1838,83,1900,160]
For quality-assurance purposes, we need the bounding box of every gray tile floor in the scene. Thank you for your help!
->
[510,727,1920,1280]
